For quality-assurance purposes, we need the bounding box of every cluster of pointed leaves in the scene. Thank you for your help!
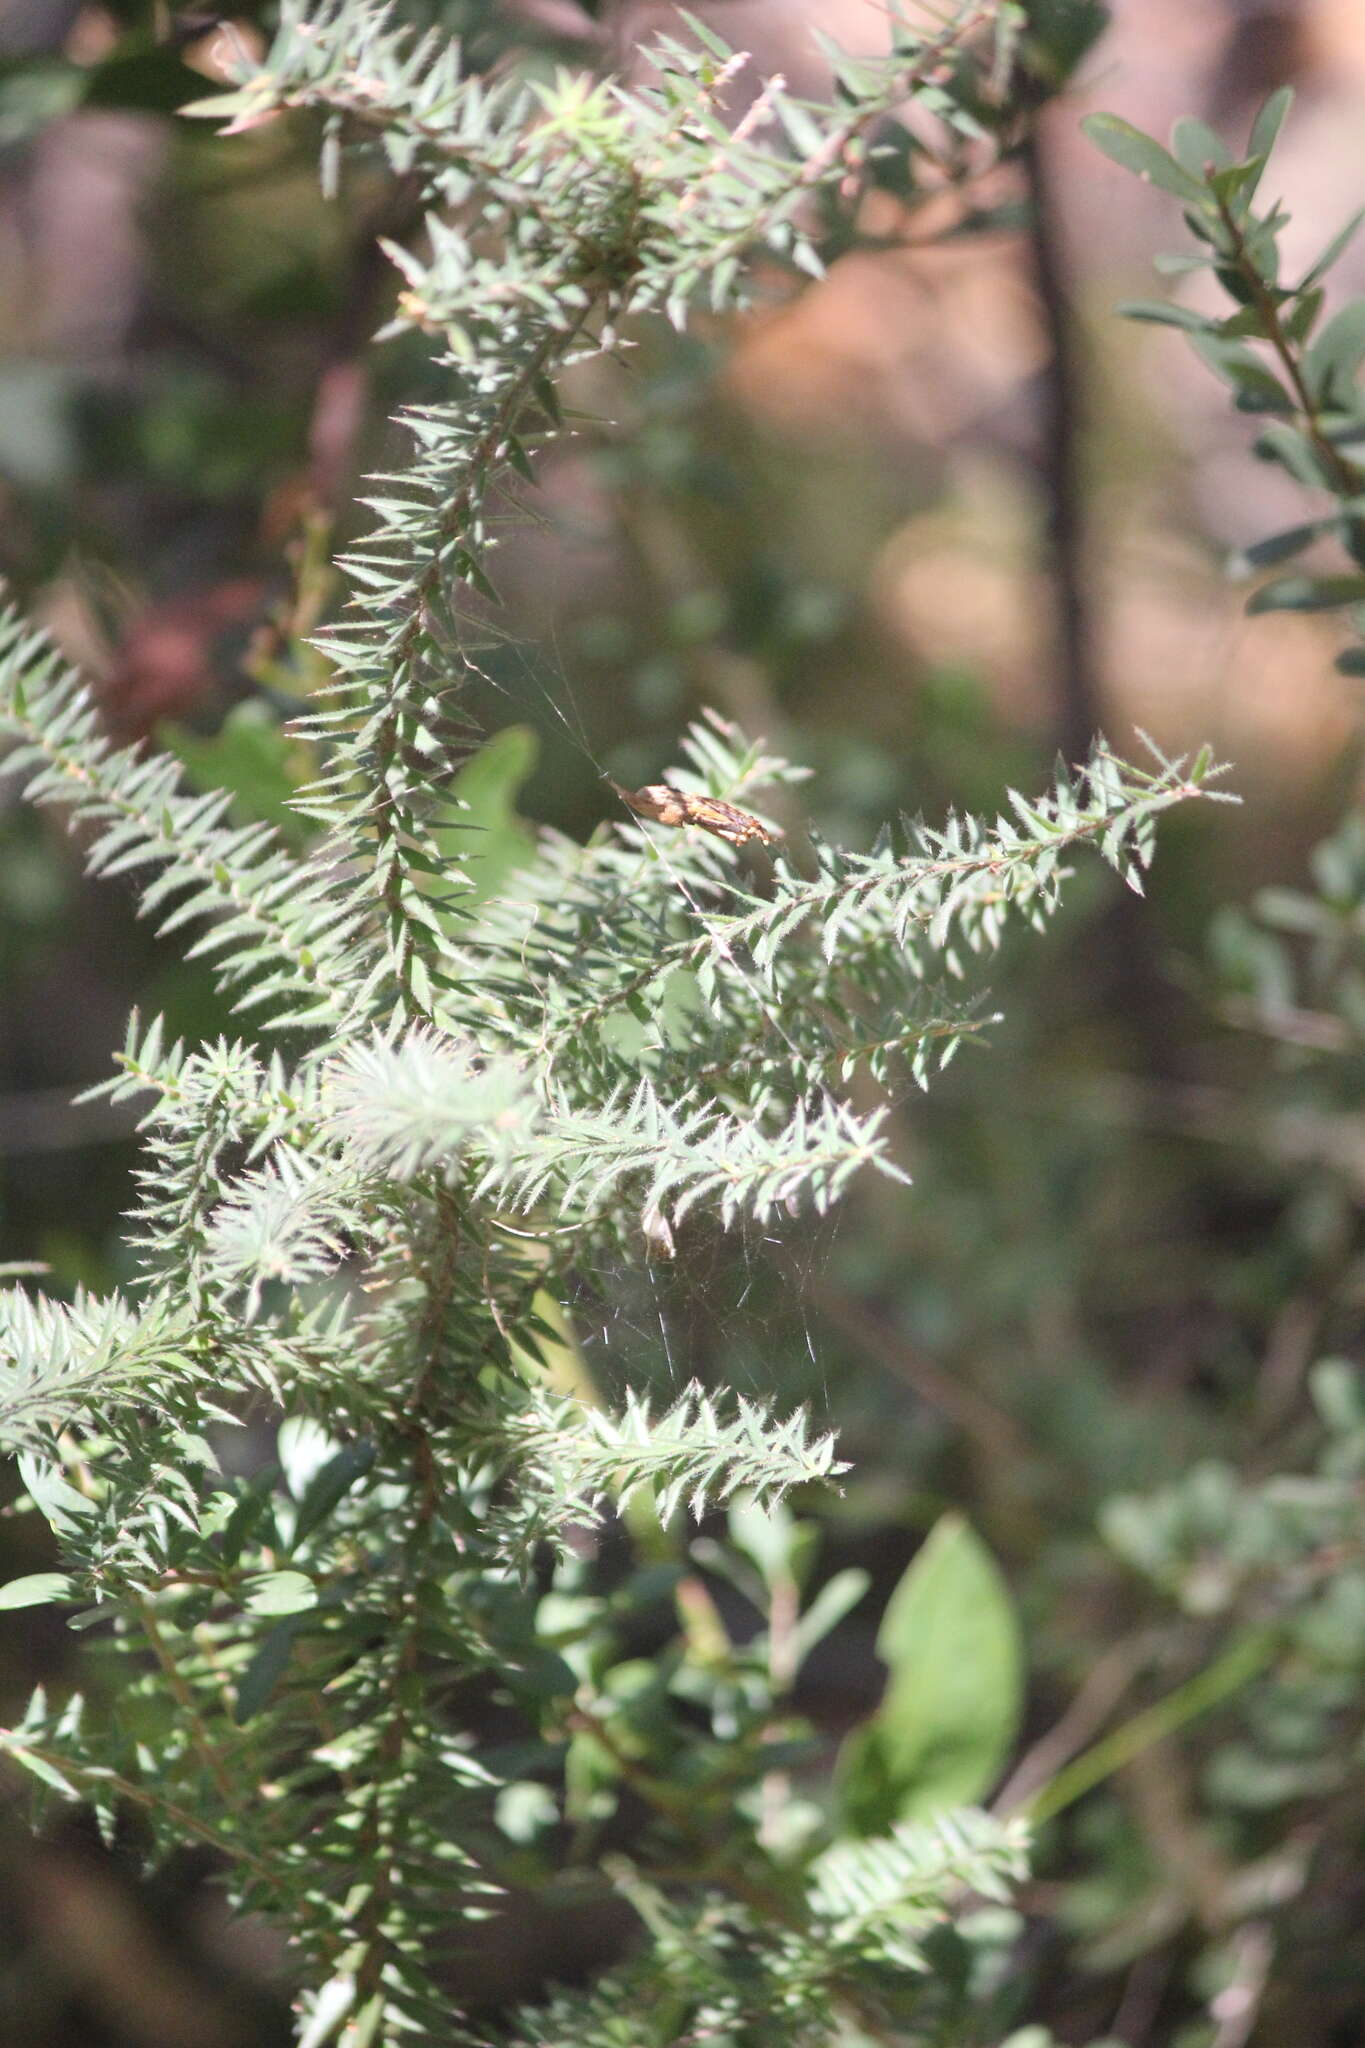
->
[461,717,1230,1110]
[181,0,1010,1016]
[1087,89,1365,1053]
[493,1381,845,1529]
[501,1810,1028,2046]
[0,4,1229,2041]
[1085,88,1365,674]
[0,1289,198,1450]
[0,622,1223,2043]
[0,610,367,1031]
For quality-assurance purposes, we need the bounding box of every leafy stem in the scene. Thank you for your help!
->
[1212,186,1362,500]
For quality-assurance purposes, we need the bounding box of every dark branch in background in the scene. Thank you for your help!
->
[998,0,1113,758]
[1020,111,1104,765]
[1020,98,1183,1073]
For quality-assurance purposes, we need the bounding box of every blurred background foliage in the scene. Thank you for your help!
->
[1,1,1364,2044]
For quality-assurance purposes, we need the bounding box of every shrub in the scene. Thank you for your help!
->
[0,7,1239,2043]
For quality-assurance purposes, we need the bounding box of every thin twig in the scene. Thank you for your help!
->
[1020,111,1105,763]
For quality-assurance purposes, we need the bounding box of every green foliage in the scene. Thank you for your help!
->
[1086,86,1365,675]
[0,608,365,1030]
[1032,83,1365,2041]
[841,1515,1023,1831]
[500,1808,1029,2047]
[0,6,1229,2042]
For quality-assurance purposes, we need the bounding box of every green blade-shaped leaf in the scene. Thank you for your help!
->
[1247,85,1293,177]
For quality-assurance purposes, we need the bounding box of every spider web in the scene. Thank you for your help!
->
[444,541,912,1439]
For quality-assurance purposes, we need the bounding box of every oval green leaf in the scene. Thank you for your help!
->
[1082,114,1210,204]
[245,1569,318,1616]
[0,1572,73,1610]
[1303,299,1365,408]
[1248,574,1365,614]
[838,1514,1023,1833]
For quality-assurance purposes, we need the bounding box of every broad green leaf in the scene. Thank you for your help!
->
[1190,335,1293,413]
[1170,116,1232,178]
[1247,574,1365,614]
[1218,306,1275,341]
[1303,300,1365,407]
[1082,114,1210,204]
[838,1514,1022,1831]
[433,724,538,910]
[290,1441,376,1549]
[1248,86,1293,174]
[1253,422,1341,489]
[163,701,310,848]
[18,1456,96,1539]
[234,1617,305,1722]
[0,1572,73,1610]
[1231,512,1356,573]
[728,1496,815,1590]
[1116,300,1217,333]
[1207,156,1268,214]
[245,1569,318,1615]
[1283,286,1325,345]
